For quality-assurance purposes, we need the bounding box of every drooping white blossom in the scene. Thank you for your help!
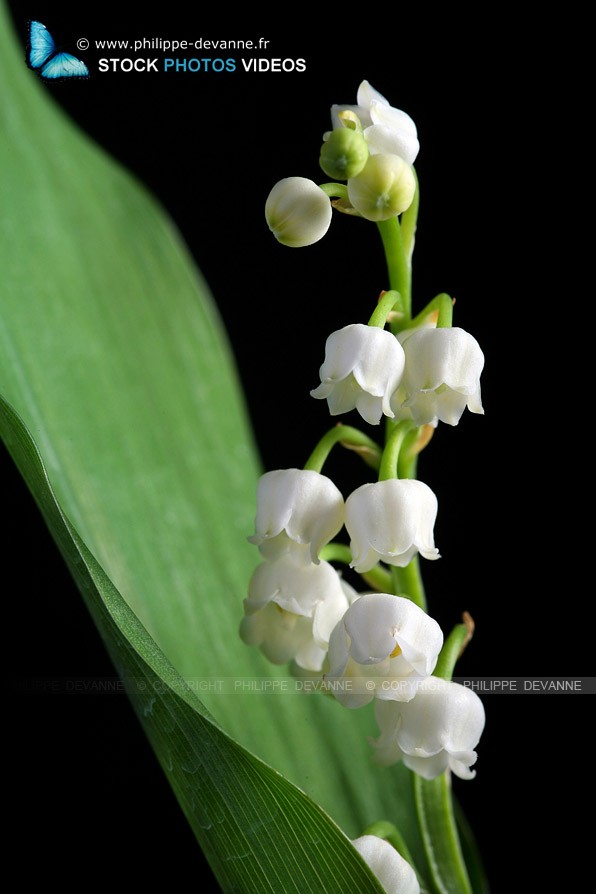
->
[352,835,420,894]
[392,327,485,426]
[371,677,486,780]
[325,593,443,708]
[248,468,344,563]
[331,80,420,166]
[240,545,355,671]
[310,323,405,425]
[265,177,332,247]
[345,479,440,573]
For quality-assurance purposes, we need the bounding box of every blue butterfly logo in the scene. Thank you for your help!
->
[28,21,89,80]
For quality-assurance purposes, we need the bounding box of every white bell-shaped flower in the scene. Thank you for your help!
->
[240,545,354,671]
[248,468,344,563]
[325,593,443,708]
[345,479,440,573]
[310,323,405,425]
[372,677,486,780]
[392,327,485,426]
[352,836,420,894]
[265,177,332,248]
[331,80,420,166]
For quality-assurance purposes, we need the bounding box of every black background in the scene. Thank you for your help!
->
[3,4,585,891]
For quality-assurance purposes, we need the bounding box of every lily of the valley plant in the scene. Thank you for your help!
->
[249,79,487,894]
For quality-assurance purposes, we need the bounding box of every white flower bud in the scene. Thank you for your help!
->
[265,177,332,247]
[372,677,486,780]
[310,323,405,425]
[392,327,485,426]
[319,127,369,180]
[325,593,443,708]
[348,155,416,221]
[352,836,420,894]
[345,479,439,573]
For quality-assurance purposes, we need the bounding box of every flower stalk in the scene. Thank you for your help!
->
[390,558,427,611]
[414,773,473,894]
[378,420,414,481]
[245,77,488,894]
[434,614,475,681]
[377,216,412,317]
[368,289,404,329]
[304,424,381,474]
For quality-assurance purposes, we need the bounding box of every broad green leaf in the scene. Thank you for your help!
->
[0,5,428,889]
[0,395,387,893]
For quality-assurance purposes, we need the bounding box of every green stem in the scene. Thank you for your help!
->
[373,162,471,894]
[434,620,472,681]
[378,420,413,481]
[409,292,453,330]
[400,168,419,267]
[376,217,411,320]
[367,290,402,328]
[397,429,420,480]
[304,425,381,474]
[360,564,392,592]
[391,557,426,611]
[413,772,472,894]
[319,182,349,201]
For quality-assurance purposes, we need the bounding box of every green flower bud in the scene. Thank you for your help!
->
[319,128,369,180]
[347,154,416,221]
[265,177,332,248]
